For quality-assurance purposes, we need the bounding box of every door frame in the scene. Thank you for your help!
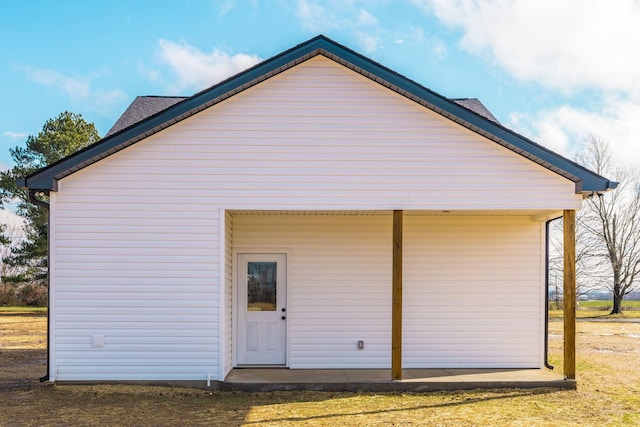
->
[232,249,290,367]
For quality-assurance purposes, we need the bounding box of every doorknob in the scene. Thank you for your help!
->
[281,316,286,320]
[281,308,286,312]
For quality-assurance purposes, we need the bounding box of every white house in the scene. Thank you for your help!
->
[21,36,615,387]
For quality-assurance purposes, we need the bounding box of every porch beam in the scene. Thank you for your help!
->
[563,209,576,379]
[392,210,403,380]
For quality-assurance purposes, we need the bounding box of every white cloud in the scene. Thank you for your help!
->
[356,32,379,53]
[218,0,236,16]
[157,39,262,93]
[510,99,640,167]
[3,131,29,139]
[407,25,425,44]
[296,0,338,33]
[14,63,127,116]
[428,37,447,61]
[89,88,128,115]
[17,65,91,101]
[295,1,383,52]
[422,0,640,93]
[294,1,443,57]
[357,9,378,26]
[137,62,162,83]
[417,0,640,170]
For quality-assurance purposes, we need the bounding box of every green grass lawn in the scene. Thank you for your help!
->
[549,310,640,319]
[577,300,640,309]
[548,300,640,319]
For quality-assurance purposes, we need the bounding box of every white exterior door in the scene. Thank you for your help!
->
[237,254,287,365]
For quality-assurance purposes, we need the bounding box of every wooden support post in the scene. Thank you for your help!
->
[563,209,576,380]
[392,210,403,380]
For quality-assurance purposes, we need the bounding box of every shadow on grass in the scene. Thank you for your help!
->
[0,308,47,315]
[0,348,47,392]
[241,388,564,425]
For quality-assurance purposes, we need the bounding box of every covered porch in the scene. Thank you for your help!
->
[223,209,578,385]
[222,368,573,392]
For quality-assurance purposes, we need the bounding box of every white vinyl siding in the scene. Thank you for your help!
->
[50,55,571,379]
[233,214,392,368]
[232,213,543,369]
[404,216,543,368]
[51,184,220,381]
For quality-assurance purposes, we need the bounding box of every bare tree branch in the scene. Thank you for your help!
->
[576,136,640,313]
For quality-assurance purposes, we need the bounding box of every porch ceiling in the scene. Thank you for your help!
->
[227,209,561,220]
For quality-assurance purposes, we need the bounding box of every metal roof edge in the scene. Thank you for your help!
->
[22,35,614,194]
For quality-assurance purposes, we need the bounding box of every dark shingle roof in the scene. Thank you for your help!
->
[20,35,616,194]
[452,98,500,124]
[106,96,187,137]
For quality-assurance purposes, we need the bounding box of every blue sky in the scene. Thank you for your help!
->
[2,0,640,176]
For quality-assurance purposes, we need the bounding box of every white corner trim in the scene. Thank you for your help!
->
[218,208,226,380]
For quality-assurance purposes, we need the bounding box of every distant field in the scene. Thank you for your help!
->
[549,310,640,319]
[548,300,640,319]
[578,300,640,310]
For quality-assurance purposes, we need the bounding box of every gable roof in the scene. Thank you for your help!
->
[20,35,616,194]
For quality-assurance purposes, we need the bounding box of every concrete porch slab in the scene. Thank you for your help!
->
[222,368,574,392]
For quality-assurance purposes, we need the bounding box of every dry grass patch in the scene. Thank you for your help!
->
[2,315,640,426]
[547,320,640,425]
[0,314,46,349]
[0,314,47,392]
